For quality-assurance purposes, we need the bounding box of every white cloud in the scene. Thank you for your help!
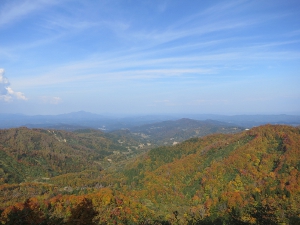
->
[0,68,10,95]
[0,68,27,101]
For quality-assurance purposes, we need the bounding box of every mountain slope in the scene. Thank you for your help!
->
[0,127,140,184]
[111,124,300,223]
[0,120,243,185]
[0,125,299,224]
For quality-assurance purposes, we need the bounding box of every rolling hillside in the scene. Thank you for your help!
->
[0,125,300,224]
[0,127,134,184]
[105,124,300,224]
[0,120,243,185]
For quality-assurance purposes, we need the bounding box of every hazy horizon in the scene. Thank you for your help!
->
[0,1,299,115]
[1,110,300,118]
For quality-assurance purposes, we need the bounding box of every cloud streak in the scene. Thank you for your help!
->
[12,42,300,89]
[0,0,59,27]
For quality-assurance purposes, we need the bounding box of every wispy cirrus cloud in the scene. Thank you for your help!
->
[12,39,300,90]
[0,0,59,27]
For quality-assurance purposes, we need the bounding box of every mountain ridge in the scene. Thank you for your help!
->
[1,111,300,130]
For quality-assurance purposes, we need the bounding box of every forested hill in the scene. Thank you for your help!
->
[109,124,300,224]
[0,127,137,184]
[0,121,242,185]
[0,125,300,224]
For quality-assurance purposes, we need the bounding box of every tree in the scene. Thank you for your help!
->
[1,199,44,225]
[66,198,98,225]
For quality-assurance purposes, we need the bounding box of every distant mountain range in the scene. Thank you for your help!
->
[0,111,300,130]
[188,114,300,127]
[0,111,178,131]
[127,118,243,146]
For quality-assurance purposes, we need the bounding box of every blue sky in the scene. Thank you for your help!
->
[0,0,299,115]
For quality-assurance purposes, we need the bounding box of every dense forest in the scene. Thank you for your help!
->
[0,125,300,224]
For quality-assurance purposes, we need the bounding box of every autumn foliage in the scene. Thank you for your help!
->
[0,125,300,224]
